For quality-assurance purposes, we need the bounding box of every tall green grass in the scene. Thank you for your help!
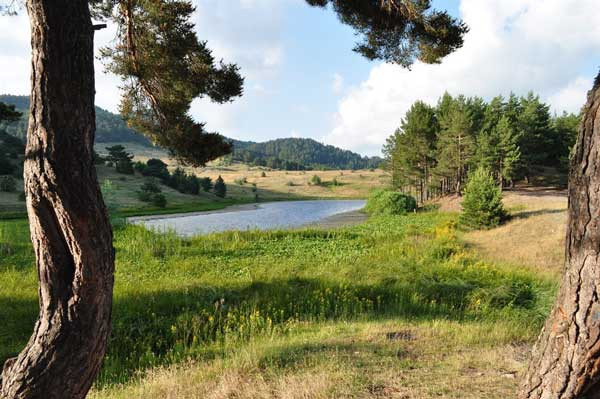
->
[0,211,556,388]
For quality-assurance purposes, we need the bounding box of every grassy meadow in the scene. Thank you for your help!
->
[96,142,391,202]
[0,188,565,398]
[0,164,237,219]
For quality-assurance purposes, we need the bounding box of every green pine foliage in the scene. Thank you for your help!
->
[459,167,506,229]
[106,145,135,175]
[383,101,438,197]
[496,116,521,186]
[137,179,167,208]
[151,194,167,208]
[199,177,213,192]
[306,1,467,67]
[214,176,227,198]
[384,92,580,196]
[96,1,244,166]
[365,190,417,216]
[434,95,475,194]
[518,92,554,180]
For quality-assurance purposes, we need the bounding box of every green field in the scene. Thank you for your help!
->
[0,201,559,398]
[0,164,252,220]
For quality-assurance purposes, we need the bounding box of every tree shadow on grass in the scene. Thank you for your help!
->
[508,208,565,221]
[1,273,541,387]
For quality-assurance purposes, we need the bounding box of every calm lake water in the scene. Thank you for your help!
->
[130,200,366,236]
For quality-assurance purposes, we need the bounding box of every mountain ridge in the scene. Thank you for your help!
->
[0,94,381,170]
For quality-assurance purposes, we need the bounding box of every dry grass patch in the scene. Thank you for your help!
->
[193,165,389,200]
[436,188,567,277]
[463,190,566,277]
[91,320,533,399]
[95,143,389,201]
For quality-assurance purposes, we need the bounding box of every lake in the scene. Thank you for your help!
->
[129,200,367,236]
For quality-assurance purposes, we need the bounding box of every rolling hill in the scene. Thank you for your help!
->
[0,94,150,145]
[0,95,381,170]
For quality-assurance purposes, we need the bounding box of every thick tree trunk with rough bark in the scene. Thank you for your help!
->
[0,1,115,398]
[519,75,600,399]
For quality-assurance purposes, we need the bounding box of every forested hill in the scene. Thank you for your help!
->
[0,95,381,170]
[0,94,151,145]
[230,138,382,170]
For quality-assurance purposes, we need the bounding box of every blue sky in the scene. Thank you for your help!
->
[1,1,599,156]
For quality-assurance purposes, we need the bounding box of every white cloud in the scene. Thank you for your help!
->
[263,46,284,67]
[0,13,30,95]
[325,0,600,156]
[0,1,289,116]
[332,73,344,94]
[547,77,592,114]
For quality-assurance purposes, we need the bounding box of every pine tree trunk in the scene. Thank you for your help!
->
[0,1,115,398]
[519,77,600,398]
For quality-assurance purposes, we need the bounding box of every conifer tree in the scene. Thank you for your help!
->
[384,101,438,201]
[214,175,227,198]
[496,115,521,187]
[518,92,553,181]
[551,111,580,170]
[459,167,505,229]
[435,96,475,194]
[0,102,22,123]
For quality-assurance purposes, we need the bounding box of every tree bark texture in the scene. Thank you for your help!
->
[520,75,600,398]
[0,1,115,398]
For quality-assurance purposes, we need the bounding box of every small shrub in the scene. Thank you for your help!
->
[199,177,212,192]
[151,193,167,208]
[332,178,340,186]
[116,159,134,175]
[93,150,105,165]
[214,176,226,198]
[260,171,266,178]
[365,190,417,216]
[0,176,17,192]
[141,179,162,194]
[286,181,295,187]
[134,161,147,174]
[310,175,322,185]
[137,190,153,202]
[234,177,247,185]
[459,167,506,229]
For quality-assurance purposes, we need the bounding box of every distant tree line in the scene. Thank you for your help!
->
[383,92,579,202]
[98,145,226,198]
[231,138,382,170]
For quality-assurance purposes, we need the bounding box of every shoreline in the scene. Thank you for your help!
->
[127,203,261,223]
[306,209,368,229]
[127,199,368,231]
